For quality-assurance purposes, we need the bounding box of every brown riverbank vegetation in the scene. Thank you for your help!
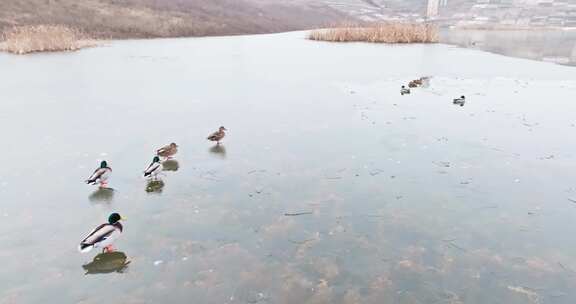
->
[0,25,95,54]
[308,22,439,44]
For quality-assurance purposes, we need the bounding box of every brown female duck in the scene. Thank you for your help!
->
[156,143,178,159]
[207,126,227,145]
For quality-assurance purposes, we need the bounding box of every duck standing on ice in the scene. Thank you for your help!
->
[79,213,125,253]
[453,95,466,106]
[157,143,178,159]
[207,126,227,145]
[85,161,112,189]
[400,85,410,95]
[144,156,163,179]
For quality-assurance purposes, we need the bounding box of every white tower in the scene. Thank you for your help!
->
[427,0,440,18]
[427,0,448,18]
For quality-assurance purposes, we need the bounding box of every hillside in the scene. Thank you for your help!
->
[0,0,348,38]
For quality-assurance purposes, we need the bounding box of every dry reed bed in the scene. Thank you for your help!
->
[308,23,439,44]
[0,25,95,54]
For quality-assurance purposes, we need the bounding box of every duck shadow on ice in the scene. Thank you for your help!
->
[146,179,165,194]
[162,159,179,172]
[209,144,226,159]
[82,251,130,275]
[88,188,115,203]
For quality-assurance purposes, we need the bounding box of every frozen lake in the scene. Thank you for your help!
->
[1,31,576,303]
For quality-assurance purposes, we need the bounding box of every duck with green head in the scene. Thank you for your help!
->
[85,160,112,188]
[400,85,410,95]
[453,95,466,106]
[144,156,163,178]
[79,212,125,253]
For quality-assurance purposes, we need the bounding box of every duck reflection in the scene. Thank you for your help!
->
[82,251,130,275]
[146,179,165,193]
[88,188,115,203]
[209,144,226,158]
[420,76,431,88]
[162,159,179,172]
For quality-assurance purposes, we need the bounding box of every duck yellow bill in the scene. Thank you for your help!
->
[120,216,127,221]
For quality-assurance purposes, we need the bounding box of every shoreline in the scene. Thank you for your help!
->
[440,28,576,67]
[2,28,575,68]
[448,25,576,32]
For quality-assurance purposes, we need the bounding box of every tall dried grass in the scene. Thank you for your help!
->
[308,22,439,44]
[0,25,95,54]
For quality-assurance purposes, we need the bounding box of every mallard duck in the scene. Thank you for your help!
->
[157,143,178,159]
[453,95,465,106]
[86,161,112,188]
[207,126,227,145]
[400,85,411,95]
[144,156,162,178]
[79,213,124,253]
[408,78,427,88]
